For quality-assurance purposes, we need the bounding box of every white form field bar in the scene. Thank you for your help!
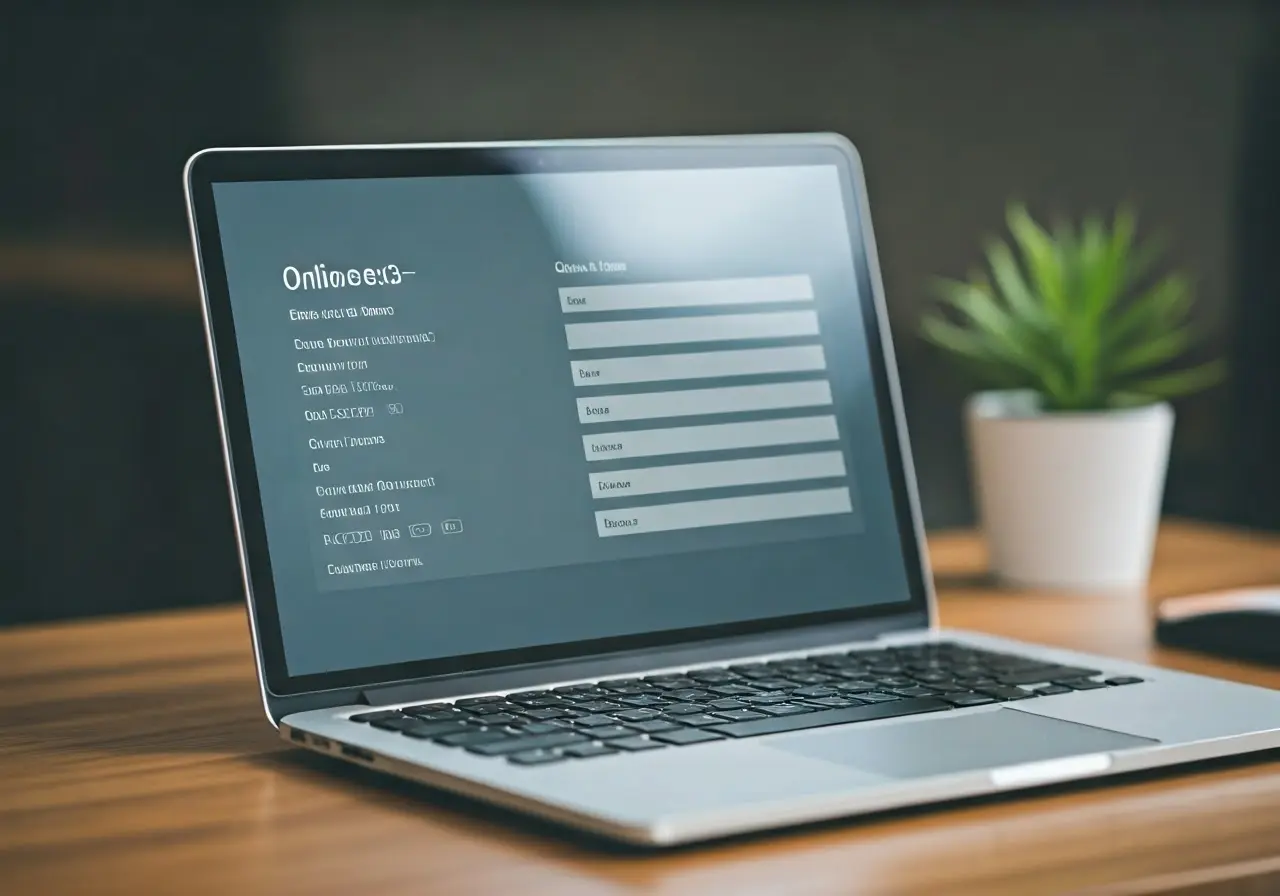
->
[583,415,840,461]
[559,275,813,313]
[596,487,853,537]
[589,450,846,500]
[564,310,819,350]
[578,380,832,424]
[571,345,826,388]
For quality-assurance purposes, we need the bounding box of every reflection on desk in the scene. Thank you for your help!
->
[2,521,1280,895]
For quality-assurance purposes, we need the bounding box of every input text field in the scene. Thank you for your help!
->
[559,274,813,313]
[564,310,820,350]
[595,487,853,537]
[577,380,833,424]
[582,415,841,461]
[570,345,827,387]
[589,451,846,500]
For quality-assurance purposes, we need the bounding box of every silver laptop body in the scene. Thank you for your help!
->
[185,135,1280,846]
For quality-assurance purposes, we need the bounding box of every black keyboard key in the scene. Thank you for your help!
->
[758,703,815,717]
[626,719,680,733]
[579,725,635,740]
[508,749,567,766]
[516,708,573,720]
[455,696,505,706]
[349,710,404,723]
[940,692,996,707]
[707,698,747,711]
[711,708,768,722]
[463,703,514,715]
[408,710,469,724]
[998,665,1102,686]
[564,743,616,759]
[812,654,860,668]
[651,679,701,691]
[370,716,424,732]
[600,677,645,688]
[670,713,722,727]
[1033,684,1073,696]
[642,674,688,685]
[613,708,663,722]
[574,701,624,713]
[786,673,835,685]
[710,697,951,738]
[618,695,666,708]
[687,670,740,683]
[875,676,916,688]
[768,659,817,671]
[570,714,620,728]
[890,686,940,698]
[513,696,573,708]
[741,694,791,706]
[515,722,568,735]
[600,683,652,695]
[475,713,520,726]
[995,669,1059,686]
[568,687,614,698]
[610,736,666,751]
[807,696,862,708]
[503,695,545,706]
[437,729,513,747]
[651,728,726,746]
[399,721,472,739]
[792,686,839,698]
[708,684,759,697]
[1056,678,1108,690]
[747,679,795,691]
[911,672,954,685]
[978,686,1034,701]
[1106,676,1144,686]
[663,703,710,715]
[468,731,587,756]
[666,689,714,702]
[857,691,903,703]
[505,690,549,700]
[836,679,881,692]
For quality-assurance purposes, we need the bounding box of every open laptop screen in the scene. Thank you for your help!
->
[193,141,927,693]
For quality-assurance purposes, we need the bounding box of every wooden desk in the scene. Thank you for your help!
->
[4,521,1280,895]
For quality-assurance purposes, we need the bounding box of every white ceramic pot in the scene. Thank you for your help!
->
[966,390,1174,593]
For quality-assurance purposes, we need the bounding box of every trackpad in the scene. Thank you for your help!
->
[769,708,1156,778]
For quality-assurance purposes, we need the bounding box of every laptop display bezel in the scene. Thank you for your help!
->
[184,136,934,698]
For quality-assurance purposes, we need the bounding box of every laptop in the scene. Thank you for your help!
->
[184,134,1280,846]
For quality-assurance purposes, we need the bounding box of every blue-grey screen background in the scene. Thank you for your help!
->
[212,164,916,676]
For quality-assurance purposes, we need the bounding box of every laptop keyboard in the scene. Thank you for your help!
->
[342,642,1144,766]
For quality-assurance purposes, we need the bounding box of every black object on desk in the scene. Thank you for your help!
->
[1156,588,1280,666]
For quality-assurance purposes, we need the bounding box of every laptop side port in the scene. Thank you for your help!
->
[340,744,375,762]
[310,735,331,749]
[289,727,307,744]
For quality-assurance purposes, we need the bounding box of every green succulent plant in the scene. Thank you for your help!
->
[921,203,1224,412]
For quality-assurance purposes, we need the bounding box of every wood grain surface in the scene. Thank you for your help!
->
[3,521,1280,895]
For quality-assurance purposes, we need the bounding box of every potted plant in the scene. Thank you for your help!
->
[922,204,1224,592]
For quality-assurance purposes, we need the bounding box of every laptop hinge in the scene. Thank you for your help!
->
[358,612,925,707]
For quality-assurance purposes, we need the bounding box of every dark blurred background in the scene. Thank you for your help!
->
[3,2,1279,626]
